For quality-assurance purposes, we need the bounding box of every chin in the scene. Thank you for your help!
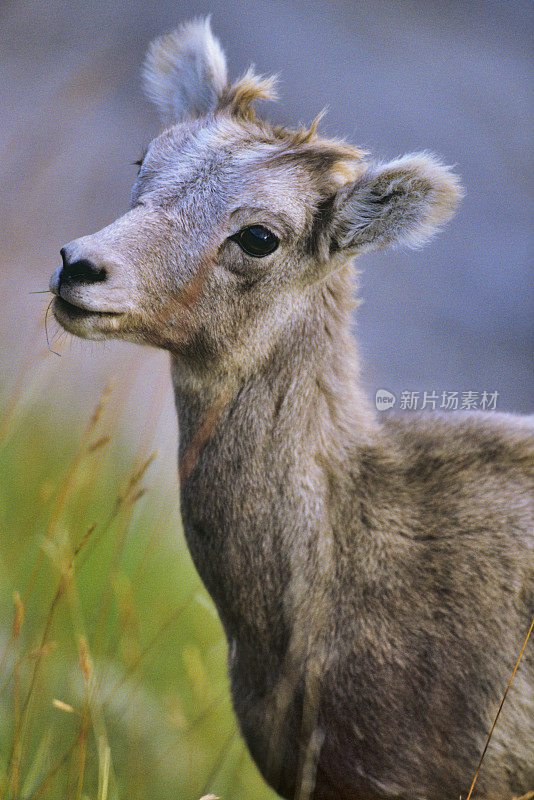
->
[52,297,124,341]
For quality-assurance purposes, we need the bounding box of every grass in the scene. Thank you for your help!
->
[0,354,279,800]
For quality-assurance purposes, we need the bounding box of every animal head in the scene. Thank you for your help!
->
[50,17,462,378]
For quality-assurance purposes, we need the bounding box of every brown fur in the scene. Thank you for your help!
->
[49,18,533,799]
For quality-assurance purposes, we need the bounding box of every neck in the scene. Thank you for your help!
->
[170,266,380,649]
[172,266,378,457]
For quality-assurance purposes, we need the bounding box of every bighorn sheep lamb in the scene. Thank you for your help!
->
[49,18,533,800]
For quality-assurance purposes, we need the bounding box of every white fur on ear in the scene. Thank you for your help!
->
[333,152,464,254]
[142,17,228,123]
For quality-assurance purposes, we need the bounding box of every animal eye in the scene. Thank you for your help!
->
[232,225,279,257]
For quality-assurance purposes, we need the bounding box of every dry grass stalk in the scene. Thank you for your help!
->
[28,642,57,660]
[12,592,24,639]
[64,579,118,799]
[25,744,77,800]
[73,708,89,800]
[2,509,98,795]
[73,523,97,559]
[119,451,156,505]
[466,615,534,800]
[12,654,21,796]
[0,644,55,799]
[87,449,155,688]
[0,592,25,701]
[79,636,93,685]
[22,382,115,608]
[97,739,111,800]
[76,638,92,800]
[87,380,114,433]
[52,698,74,713]
[91,485,147,678]
[86,435,112,455]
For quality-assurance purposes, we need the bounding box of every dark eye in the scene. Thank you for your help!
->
[232,225,279,257]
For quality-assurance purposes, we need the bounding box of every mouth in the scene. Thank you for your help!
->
[52,295,123,338]
[54,295,120,319]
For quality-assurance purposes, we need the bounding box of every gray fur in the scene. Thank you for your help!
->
[50,20,533,800]
[143,18,228,122]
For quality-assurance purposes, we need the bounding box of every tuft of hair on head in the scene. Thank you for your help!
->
[219,66,279,121]
[267,112,367,193]
[142,16,228,123]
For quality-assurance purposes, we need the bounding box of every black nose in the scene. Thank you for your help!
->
[59,248,107,286]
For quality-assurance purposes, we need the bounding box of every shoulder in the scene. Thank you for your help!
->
[382,410,534,477]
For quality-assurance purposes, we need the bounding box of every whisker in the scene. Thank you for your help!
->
[45,299,61,357]
[29,290,52,294]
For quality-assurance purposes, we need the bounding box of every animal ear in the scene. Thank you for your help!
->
[327,153,463,256]
[142,17,228,123]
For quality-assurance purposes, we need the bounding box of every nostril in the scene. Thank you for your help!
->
[59,251,107,285]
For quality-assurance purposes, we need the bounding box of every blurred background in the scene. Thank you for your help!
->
[0,0,532,797]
